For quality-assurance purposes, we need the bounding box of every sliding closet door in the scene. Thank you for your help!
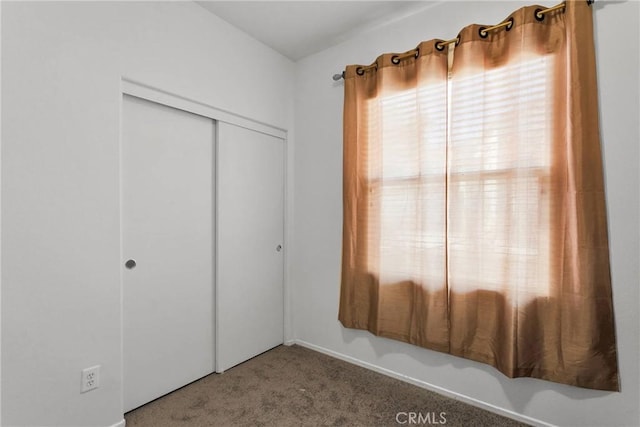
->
[122,95,215,412]
[217,122,285,372]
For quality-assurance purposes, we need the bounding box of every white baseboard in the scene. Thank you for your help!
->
[109,419,126,427]
[294,339,553,427]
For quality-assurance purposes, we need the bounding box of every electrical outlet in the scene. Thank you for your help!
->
[81,365,100,393]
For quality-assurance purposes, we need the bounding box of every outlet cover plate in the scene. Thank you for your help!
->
[81,365,100,393]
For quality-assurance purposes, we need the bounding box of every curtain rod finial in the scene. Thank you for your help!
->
[333,72,345,81]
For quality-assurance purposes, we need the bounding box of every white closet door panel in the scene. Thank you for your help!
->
[217,122,284,372]
[122,95,214,412]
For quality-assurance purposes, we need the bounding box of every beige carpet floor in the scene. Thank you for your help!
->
[125,345,528,427]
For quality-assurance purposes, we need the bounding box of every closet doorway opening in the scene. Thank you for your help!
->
[121,85,286,413]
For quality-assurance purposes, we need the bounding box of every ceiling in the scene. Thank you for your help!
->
[196,1,437,61]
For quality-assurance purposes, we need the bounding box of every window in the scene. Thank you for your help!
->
[366,54,553,298]
[448,54,553,298]
[366,81,447,292]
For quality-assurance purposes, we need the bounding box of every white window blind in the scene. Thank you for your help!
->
[367,54,554,298]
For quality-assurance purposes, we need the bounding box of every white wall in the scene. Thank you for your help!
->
[0,2,294,426]
[2,1,637,426]
[292,1,639,426]
[0,2,3,422]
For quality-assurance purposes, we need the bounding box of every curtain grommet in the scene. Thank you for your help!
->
[455,34,461,46]
[479,27,488,38]
[356,67,364,76]
[391,55,400,65]
[534,8,545,21]
[506,17,514,31]
[435,40,445,51]
[414,48,420,59]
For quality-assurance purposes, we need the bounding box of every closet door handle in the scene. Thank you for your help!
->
[276,245,282,252]
[125,259,137,269]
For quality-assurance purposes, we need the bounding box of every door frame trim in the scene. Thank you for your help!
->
[121,78,287,140]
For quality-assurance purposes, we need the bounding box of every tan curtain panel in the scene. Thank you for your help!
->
[339,0,619,391]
